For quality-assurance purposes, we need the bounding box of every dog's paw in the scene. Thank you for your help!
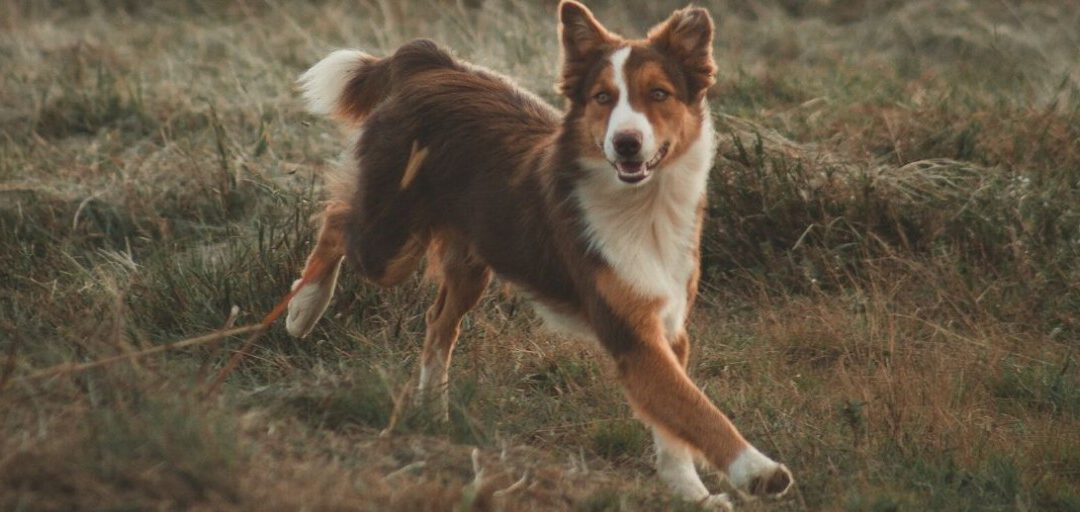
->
[699,493,734,511]
[412,381,451,424]
[285,279,322,338]
[746,463,792,497]
[285,268,342,339]
[727,447,793,499]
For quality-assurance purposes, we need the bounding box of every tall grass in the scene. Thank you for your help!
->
[2,1,1078,510]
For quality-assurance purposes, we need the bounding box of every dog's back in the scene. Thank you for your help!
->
[298,39,583,307]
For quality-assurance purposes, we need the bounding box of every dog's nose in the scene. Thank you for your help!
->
[613,131,642,157]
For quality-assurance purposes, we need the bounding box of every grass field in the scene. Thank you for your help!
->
[2,0,1079,510]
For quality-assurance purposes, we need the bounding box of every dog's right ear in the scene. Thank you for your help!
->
[557,1,614,100]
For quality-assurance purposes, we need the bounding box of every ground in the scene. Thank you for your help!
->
[1,1,1079,510]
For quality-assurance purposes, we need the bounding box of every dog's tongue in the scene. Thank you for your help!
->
[616,161,647,183]
[617,161,644,174]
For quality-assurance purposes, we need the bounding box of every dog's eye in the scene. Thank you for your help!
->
[650,89,670,102]
[594,92,613,105]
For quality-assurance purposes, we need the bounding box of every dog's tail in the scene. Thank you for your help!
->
[298,39,454,126]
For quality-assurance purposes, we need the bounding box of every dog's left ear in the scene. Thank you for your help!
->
[648,7,716,102]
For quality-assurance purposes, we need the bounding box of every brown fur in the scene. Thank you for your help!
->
[594,268,750,468]
[420,232,492,406]
[299,201,348,285]
[290,1,790,498]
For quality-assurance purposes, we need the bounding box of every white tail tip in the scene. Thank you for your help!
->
[297,49,369,117]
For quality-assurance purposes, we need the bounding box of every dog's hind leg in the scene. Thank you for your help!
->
[288,193,430,338]
[287,201,349,338]
[417,236,492,422]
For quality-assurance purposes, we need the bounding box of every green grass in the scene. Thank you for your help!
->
[2,0,1079,510]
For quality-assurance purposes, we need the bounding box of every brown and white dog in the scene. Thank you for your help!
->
[287,1,792,508]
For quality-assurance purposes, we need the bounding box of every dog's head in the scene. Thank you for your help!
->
[558,1,716,186]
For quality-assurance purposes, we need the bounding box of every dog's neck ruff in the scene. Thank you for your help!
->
[575,112,715,337]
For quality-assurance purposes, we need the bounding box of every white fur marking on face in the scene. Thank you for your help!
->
[576,113,716,339]
[604,47,657,162]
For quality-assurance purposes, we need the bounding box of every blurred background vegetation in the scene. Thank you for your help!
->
[1,1,1078,510]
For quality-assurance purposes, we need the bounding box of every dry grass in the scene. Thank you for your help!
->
[2,0,1079,510]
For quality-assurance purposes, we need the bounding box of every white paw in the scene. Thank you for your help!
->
[699,493,734,511]
[727,447,793,499]
[415,364,450,423]
[285,259,342,338]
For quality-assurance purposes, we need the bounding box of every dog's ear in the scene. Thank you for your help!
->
[557,1,615,100]
[648,7,716,102]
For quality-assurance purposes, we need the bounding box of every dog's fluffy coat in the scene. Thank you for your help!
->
[287,1,793,507]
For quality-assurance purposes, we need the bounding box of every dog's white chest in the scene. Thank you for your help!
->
[576,117,715,338]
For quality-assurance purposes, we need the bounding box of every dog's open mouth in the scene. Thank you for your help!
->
[612,143,669,184]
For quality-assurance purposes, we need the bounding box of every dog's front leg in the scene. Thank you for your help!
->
[651,329,722,506]
[653,427,731,509]
[590,272,793,505]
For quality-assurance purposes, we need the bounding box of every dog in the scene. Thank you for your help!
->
[286,1,792,508]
